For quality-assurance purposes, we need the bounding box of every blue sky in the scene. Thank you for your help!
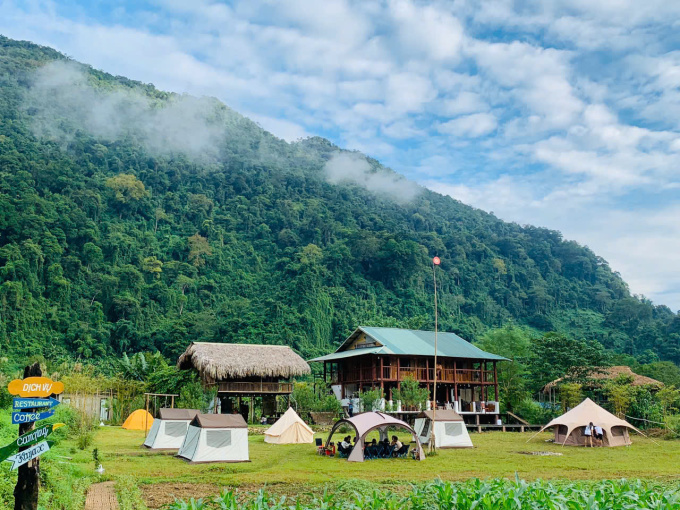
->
[1,0,680,311]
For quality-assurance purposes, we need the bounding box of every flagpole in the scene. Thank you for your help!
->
[431,256,440,452]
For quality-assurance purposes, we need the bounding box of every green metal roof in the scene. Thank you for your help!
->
[308,346,385,362]
[309,327,509,362]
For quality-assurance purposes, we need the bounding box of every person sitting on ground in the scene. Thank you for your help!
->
[593,424,604,446]
[391,435,403,456]
[584,422,594,447]
[379,438,392,458]
[338,435,352,455]
[365,438,378,458]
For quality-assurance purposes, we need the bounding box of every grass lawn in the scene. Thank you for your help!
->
[57,425,680,507]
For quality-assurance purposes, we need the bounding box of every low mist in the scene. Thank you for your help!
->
[324,152,421,203]
[24,61,226,162]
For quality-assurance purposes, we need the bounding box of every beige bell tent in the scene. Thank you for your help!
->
[264,408,314,444]
[144,409,199,449]
[414,410,473,448]
[536,398,643,446]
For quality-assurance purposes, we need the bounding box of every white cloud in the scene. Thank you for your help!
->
[1,0,680,309]
[324,152,421,202]
[437,113,497,138]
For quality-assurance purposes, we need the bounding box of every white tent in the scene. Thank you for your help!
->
[264,408,314,444]
[177,414,249,463]
[144,409,199,450]
[414,410,473,448]
[535,398,643,447]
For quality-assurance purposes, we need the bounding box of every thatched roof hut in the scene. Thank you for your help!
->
[177,342,310,383]
[542,365,663,393]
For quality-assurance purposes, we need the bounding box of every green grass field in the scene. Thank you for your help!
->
[58,426,679,507]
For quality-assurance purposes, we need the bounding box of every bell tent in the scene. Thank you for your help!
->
[122,409,154,431]
[536,398,642,447]
[264,408,314,444]
[143,409,200,449]
[326,412,425,462]
[414,410,473,448]
[177,413,249,463]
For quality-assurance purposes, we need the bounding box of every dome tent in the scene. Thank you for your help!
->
[264,408,314,444]
[536,398,643,447]
[143,409,200,450]
[122,409,154,431]
[414,409,473,448]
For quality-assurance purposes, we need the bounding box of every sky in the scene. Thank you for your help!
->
[1,0,679,311]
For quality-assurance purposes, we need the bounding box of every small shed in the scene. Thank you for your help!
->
[144,409,200,450]
[414,410,473,448]
[264,408,314,444]
[177,413,249,463]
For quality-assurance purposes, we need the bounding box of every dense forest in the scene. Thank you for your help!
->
[0,36,679,371]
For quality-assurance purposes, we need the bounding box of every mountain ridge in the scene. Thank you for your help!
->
[0,35,678,368]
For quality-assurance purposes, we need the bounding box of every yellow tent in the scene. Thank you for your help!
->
[122,409,154,430]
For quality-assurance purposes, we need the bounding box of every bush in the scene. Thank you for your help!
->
[393,376,429,411]
[358,388,384,412]
[514,399,558,425]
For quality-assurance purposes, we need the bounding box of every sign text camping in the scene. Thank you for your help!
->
[0,424,63,462]
[4,441,52,471]
[7,377,64,398]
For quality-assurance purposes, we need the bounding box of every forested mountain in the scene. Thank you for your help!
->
[0,36,678,369]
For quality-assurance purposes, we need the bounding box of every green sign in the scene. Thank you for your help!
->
[0,423,63,462]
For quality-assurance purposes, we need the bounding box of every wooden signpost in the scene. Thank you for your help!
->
[3,363,65,510]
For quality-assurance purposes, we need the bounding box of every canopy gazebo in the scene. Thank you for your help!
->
[326,412,425,462]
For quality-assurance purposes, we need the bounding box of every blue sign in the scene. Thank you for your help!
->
[11,410,55,425]
[12,397,60,410]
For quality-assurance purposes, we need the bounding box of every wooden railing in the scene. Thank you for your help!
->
[330,367,496,384]
[215,382,294,394]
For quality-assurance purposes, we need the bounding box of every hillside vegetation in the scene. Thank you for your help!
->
[0,36,678,369]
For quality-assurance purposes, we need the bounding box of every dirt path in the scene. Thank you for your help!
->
[84,481,119,510]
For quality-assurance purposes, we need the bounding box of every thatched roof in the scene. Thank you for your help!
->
[542,365,663,392]
[177,342,310,382]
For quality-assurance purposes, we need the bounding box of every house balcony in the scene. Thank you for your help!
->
[214,382,294,394]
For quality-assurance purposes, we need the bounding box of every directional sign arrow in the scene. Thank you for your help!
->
[0,423,64,462]
[11,409,55,425]
[12,397,60,410]
[3,441,53,471]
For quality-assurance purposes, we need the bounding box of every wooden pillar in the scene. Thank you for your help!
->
[396,357,401,388]
[379,357,384,390]
[14,363,42,510]
[493,361,499,402]
[323,362,327,384]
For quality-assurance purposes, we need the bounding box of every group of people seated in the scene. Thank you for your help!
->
[584,422,605,446]
[337,435,409,459]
